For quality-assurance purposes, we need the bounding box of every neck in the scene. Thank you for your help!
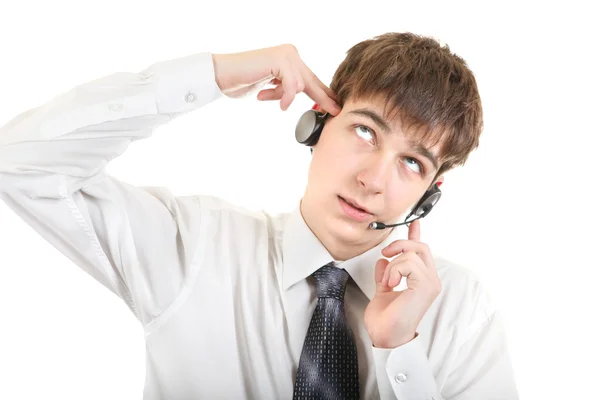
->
[299,198,392,261]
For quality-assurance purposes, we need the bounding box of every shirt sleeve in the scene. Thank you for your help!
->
[440,309,520,399]
[372,312,519,400]
[0,52,223,326]
[372,333,441,399]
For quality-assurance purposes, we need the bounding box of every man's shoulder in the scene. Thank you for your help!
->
[434,255,480,285]
[194,194,293,233]
[432,255,497,322]
[421,256,506,364]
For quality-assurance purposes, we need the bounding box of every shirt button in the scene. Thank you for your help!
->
[185,92,197,103]
[108,103,122,111]
[394,373,408,383]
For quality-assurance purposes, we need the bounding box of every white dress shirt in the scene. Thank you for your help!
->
[0,51,519,399]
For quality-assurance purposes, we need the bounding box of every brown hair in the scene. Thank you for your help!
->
[329,32,483,181]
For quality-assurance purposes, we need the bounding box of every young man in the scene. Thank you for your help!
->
[0,33,519,399]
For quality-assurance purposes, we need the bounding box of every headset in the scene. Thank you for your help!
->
[294,107,442,230]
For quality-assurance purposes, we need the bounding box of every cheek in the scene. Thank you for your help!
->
[312,132,347,172]
[315,127,378,184]
[324,132,364,168]
[384,185,415,214]
[308,151,337,188]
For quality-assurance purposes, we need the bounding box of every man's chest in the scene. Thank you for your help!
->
[143,260,381,398]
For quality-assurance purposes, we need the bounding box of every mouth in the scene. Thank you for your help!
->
[338,196,373,222]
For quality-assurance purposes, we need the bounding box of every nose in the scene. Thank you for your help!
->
[357,155,394,194]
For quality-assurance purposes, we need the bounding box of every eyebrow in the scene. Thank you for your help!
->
[347,108,440,171]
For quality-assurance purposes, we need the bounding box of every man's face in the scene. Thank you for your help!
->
[301,97,444,249]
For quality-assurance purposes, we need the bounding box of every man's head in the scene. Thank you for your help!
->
[300,32,483,261]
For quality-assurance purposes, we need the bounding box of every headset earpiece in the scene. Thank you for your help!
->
[295,110,329,147]
[405,183,442,221]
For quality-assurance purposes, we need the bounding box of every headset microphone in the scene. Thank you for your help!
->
[295,108,443,230]
[368,183,441,229]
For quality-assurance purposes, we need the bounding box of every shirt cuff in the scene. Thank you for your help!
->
[141,52,224,115]
[372,333,441,399]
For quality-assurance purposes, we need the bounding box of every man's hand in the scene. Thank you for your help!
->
[364,219,442,348]
[211,44,340,115]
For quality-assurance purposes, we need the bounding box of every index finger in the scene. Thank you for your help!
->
[381,239,435,270]
[408,219,420,242]
[303,71,340,116]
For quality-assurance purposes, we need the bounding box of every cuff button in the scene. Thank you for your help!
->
[185,92,197,103]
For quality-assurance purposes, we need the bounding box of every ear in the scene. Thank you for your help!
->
[312,103,326,114]
[435,175,444,187]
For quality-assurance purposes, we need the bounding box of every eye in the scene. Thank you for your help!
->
[403,157,423,174]
[353,124,375,144]
[353,124,425,176]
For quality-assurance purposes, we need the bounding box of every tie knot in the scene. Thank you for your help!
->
[312,264,349,301]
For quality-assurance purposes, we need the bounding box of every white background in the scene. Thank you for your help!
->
[0,0,598,398]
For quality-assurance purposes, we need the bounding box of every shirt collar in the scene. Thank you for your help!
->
[281,200,402,300]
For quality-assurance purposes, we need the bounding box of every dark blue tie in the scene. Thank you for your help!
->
[293,263,360,400]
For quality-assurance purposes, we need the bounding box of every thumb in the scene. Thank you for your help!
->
[375,258,392,294]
